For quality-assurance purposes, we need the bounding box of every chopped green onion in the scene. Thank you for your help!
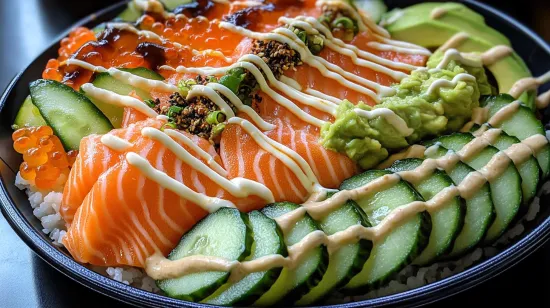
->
[219,75,242,94]
[294,28,308,44]
[206,111,226,125]
[161,122,177,131]
[207,76,218,83]
[307,35,325,55]
[219,67,247,94]
[332,17,355,30]
[210,123,226,143]
[144,99,156,108]
[177,78,197,93]
[167,105,183,118]
[318,15,331,27]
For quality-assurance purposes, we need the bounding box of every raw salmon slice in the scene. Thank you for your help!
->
[220,119,356,200]
[61,118,164,223]
[63,125,266,267]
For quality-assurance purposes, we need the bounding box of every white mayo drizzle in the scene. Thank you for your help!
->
[426,73,477,96]
[436,48,482,69]
[186,85,236,118]
[228,117,323,193]
[107,22,164,41]
[133,0,173,18]
[142,127,275,202]
[354,108,413,136]
[304,89,341,105]
[80,83,158,118]
[279,16,411,80]
[107,68,180,93]
[229,0,261,7]
[100,134,133,152]
[219,21,388,102]
[205,82,275,131]
[63,59,180,93]
[173,56,328,127]
[192,49,233,63]
[163,129,227,176]
[126,152,236,212]
[295,16,420,73]
[279,76,302,90]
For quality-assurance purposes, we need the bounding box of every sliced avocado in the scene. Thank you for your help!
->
[384,3,509,47]
[383,3,485,30]
[382,3,535,109]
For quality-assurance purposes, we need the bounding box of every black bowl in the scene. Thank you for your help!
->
[0,1,549,307]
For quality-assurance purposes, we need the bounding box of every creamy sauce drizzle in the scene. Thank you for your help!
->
[80,83,158,118]
[100,134,133,152]
[354,108,414,136]
[509,71,550,99]
[430,7,447,19]
[480,45,513,66]
[537,89,550,109]
[426,73,476,95]
[142,127,275,202]
[436,48,482,69]
[126,152,236,212]
[438,32,470,52]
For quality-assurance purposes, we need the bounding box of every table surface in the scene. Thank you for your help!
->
[0,1,549,307]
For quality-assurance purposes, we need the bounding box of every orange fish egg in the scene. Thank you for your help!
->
[13,136,34,154]
[19,162,36,181]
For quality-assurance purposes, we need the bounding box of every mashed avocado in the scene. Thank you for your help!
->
[321,50,493,169]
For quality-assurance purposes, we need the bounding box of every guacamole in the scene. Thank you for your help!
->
[321,50,493,169]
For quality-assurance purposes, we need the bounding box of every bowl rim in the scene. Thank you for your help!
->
[0,0,549,307]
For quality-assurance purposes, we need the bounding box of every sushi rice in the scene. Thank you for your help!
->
[14,170,546,301]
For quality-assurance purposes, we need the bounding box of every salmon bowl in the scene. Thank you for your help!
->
[0,0,549,307]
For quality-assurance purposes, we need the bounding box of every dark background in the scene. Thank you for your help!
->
[0,0,548,307]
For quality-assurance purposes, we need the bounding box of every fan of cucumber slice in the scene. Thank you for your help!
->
[156,94,548,305]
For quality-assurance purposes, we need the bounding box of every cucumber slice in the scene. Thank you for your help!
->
[157,207,252,302]
[471,124,541,205]
[13,95,47,128]
[160,0,194,11]
[117,1,142,22]
[202,211,286,306]
[296,194,372,305]
[341,170,431,293]
[29,79,113,150]
[86,67,164,128]
[423,144,495,257]
[255,202,328,306]
[354,0,387,23]
[431,133,522,243]
[388,159,465,265]
[481,94,550,179]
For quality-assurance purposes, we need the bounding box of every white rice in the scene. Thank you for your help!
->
[14,171,547,302]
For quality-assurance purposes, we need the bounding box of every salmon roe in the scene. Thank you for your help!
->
[42,27,96,82]
[12,126,76,190]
